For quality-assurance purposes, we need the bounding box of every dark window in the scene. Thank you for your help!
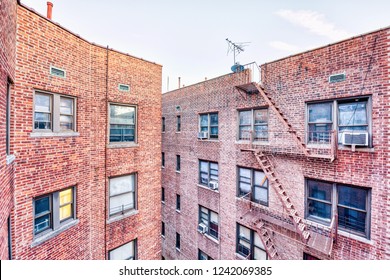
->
[199,113,218,139]
[198,249,213,260]
[303,253,320,260]
[109,104,136,143]
[237,167,268,206]
[176,155,181,172]
[109,174,136,217]
[177,115,181,132]
[162,152,165,167]
[176,194,181,211]
[34,187,76,236]
[6,82,10,155]
[306,178,370,238]
[199,160,218,187]
[199,206,219,239]
[162,187,165,203]
[108,239,136,260]
[176,233,180,250]
[161,222,165,237]
[162,117,165,132]
[236,224,267,260]
[239,109,268,141]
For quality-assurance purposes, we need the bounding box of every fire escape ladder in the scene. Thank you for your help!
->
[252,83,309,156]
[252,219,279,259]
[254,150,311,242]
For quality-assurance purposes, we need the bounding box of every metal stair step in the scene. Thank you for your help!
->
[302,231,311,240]
[293,215,301,224]
[298,223,306,232]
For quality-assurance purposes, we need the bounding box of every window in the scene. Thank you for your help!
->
[198,250,213,260]
[6,82,10,155]
[303,253,320,260]
[307,97,371,145]
[176,115,181,132]
[109,174,136,217]
[176,155,181,172]
[108,240,136,260]
[34,91,76,132]
[162,117,165,132]
[34,187,76,235]
[239,109,268,141]
[237,167,268,206]
[109,104,136,143]
[161,222,165,237]
[176,233,180,250]
[118,84,130,92]
[176,194,181,211]
[199,113,218,139]
[199,160,218,187]
[199,206,219,239]
[306,178,371,238]
[236,224,267,260]
[162,152,165,168]
[161,187,165,203]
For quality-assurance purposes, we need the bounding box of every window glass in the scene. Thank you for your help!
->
[109,175,135,215]
[109,241,135,260]
[254,109,267,124]
[308,103,332,122]
[35,94,52,129]
[338,207,366,233]
[110,175,134,196]
[210,114,218,125]
[110,105,135,142]
[200,115,208,127]
[239,111,251,125]
[338,185,367,210]
[338,102,367,126]
[308,180,332,201]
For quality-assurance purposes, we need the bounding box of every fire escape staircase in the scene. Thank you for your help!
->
[252,218,279,259]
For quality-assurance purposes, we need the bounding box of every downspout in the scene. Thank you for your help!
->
[104,46,109,258]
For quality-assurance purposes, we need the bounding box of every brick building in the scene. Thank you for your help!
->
[161,27,390,260]
[1,1,162,259]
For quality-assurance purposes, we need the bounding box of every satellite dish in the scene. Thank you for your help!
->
[231,63,244,73]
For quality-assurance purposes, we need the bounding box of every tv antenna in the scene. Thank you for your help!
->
[226,38,250,64]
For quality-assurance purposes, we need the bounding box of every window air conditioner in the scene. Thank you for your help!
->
[198,223,208,234]
[209,181,218,190]
[341,131,369,146]
[198,131,208,139]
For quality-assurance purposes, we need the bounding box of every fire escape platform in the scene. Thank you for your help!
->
[235,82,260,94]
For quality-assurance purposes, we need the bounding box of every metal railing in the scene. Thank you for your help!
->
[239,62,262,84]
[238,129,337,160]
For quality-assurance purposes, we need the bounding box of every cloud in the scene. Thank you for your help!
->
[269,41,301,52]
[275,10,351,41]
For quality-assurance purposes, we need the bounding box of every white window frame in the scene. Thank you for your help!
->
[237,167,269,206]
[108,174,137,217]
[108,239,137,260]
[108,103,137,144]
[238,108,268,142]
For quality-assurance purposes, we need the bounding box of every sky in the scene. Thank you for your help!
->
[22,0,390,92]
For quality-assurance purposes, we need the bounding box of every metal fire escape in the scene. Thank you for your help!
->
[235,62,338,259]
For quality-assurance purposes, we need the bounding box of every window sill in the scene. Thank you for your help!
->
[235,252,248,260]
[176,209,181,214]
[197,184,219,193]
[31,219,79,247]
[176,248,181,252]
[161,235,165,239]
[337,229,373,244]
[337,145,375,153]
[108,142,139,149]
[6,154,15,165]
[107,209,138,224]
[197,139,220,142]
[176,170,181,174]
[162,201,165,205]
[176,132,181,134]
[199,232,219,244]
[30,131,80,138]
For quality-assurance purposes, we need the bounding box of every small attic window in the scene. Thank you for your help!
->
[119,84,130,92]
[329,73,345,83]
[50,66,66,78]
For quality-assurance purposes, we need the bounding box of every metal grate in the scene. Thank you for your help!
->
[118,84,130,92]
[50,66,66,78]
[329,73,345,83]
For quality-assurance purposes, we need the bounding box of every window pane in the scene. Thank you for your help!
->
[254,232,264,249]
[59,204,72,221]
[200,161,208,172]
[254,125,268,141]
[110,124,135,142]
[110,175,135,196]
[239,168,251,179]
[239,182,251,196]
[60,115,73,130]
[239,125,251,140]
[35,196,50,216]
[109,242,134,260]
[254,109,267,124]
[200,173,209,184]
[254,247,267,260]
[308,199,331,219]
[239,111,251,125]
[34,113,51,129]
[210,126,218,137]
[210,163,218,172]
[110,193,135,214]
[338,207,366,233]
[308,103,332,122]
[210,211,218,223]
[110,105,135,125]
[60,189,72,205]
[200,115,208,126]
[254,171,266,186]
[35,94,51,112]
[210,114,218,125]
[60,97,73,115]
[34,214,51,233]
[338,102,367,126]
[338,185,367,210]
[254,187,268,204]
[239,225,250,240]
[308,180,332,201]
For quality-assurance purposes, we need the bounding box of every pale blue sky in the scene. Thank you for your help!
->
[22,0,390,92]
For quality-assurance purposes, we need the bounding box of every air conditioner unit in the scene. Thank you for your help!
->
[209,181,218,190]
[198,223,208,234]
[198,131,208,139]
[341,131,369,146]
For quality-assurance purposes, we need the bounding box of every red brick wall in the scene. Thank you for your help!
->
[162,28,389,260]
[0,0,17,260]
[10,4,161,259]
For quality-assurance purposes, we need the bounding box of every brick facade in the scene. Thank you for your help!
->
[0,0,17,260]
[5,2,161,259]
[162,27,390,260]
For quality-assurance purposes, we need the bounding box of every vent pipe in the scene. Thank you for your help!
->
[47,2,53,20]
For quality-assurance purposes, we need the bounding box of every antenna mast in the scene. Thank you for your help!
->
[226,38,250,64]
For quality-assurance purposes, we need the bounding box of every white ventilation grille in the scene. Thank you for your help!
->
[118,84,130,92]
[50,66,66,78]
[329,73,345,83]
